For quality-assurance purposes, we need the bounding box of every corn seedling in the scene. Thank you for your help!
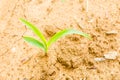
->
[20,18,91,56]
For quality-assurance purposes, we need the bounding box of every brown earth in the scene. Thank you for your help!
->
[0,0,120,80]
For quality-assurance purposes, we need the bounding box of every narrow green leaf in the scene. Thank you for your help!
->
[61,0,65,2]
[20,18,47,46]
[47,29,91,47]
[23,36,46,52]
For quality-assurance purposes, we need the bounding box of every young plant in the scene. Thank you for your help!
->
[20,18,91,56]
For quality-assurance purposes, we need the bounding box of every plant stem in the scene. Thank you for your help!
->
[45,52,48,56]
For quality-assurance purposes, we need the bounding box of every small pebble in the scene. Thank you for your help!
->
[104,51,118,60]
[11,47,16,52]
[94,57,106,62]
[23,78,28,80]
[106,30,118,35]
[88,19,94,23]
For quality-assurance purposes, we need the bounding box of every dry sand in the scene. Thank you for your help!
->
[0,0,120,80]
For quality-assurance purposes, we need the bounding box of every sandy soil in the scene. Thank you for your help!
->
[0,0,120,80]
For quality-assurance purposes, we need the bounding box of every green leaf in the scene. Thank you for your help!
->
[61,0,65,2]
[47,29,91,47]
[20,18,47,47]
[23,36,46,52]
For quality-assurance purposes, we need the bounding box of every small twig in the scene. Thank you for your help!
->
[86,0,89,12]
[73,16,84,29]
[21,55,33,64]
